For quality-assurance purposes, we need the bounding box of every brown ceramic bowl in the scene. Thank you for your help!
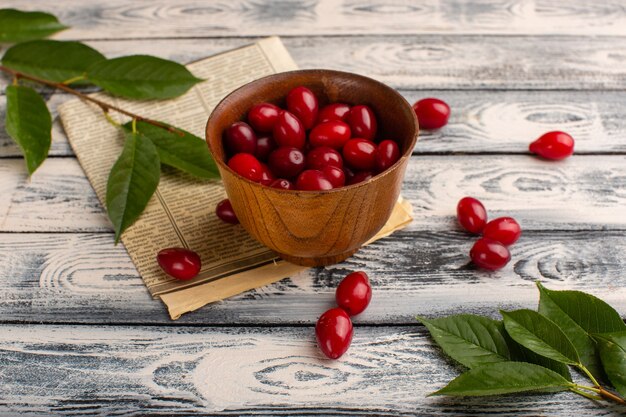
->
[206,70,418,266]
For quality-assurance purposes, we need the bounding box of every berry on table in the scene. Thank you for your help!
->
[457,197,488,234]
[412,98,450,129]
[483,217,521,246]
[336,271,372,316]
[529,131,574,160]
[316,307,354,359]
[157,248,201,280]
[470,238,511,270]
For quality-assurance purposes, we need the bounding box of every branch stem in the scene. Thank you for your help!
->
[577,363,601,388]
[573,384,626,405]
[0,65,177,133]
[570,388,602,402]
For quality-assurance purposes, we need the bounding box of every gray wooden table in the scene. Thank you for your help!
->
[1,1,626,415]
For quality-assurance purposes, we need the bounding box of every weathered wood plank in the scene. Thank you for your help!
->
[2,90,626,158]
[1,155,624,232]
[0,325,622,416]
[1,230,624,325]
[3,36,626,90]
[3,0,626,37]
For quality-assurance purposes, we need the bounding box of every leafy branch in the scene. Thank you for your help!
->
[419,282,626,407]
[1,9,219,242]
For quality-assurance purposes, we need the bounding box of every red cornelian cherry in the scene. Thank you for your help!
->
[270,178,294,190]
[255,135,276,161]
[343,166,355,183]
[215,198,239,224]
[336,271,372,316]
[348,105,377,141]
[224,122,257,155]
[273,111,306,148]
[412,98,450,129]
[315,307,354,359]
[347,170,373,185]
[259,162,276,185]
[322,166,346,188]
[318,103,351,123]
[309,120,351,149]
[157,247,201,280]
[456,197,488,234]
[228,153,263,182]
[529,131,575,160]
[286,86,318,129]
[483,217,521,246]
[248,102,280,133]
[268,147,305,178]
[470,238,511,271]
[306,146,343,170]
[375,140,400,172]
[296,169,334,191]
[343,138,377,170]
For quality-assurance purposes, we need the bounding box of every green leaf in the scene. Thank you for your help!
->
[87,55,203,100]
[106,131,160,243]
[2,40,105,83]
[502,309,580,366]
[431,362,572,397]
[5,85,51,175]
[537,282,604,378]
[417,315,510,368]
[594,332,626,398]
[506,333,572,380]
[536,282,626,334]
[122,121,219,179]
[0,9,67,42]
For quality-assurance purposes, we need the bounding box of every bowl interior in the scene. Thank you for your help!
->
[207,69,417,173]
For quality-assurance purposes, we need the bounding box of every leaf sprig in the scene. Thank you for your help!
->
[1,9,219,242]
[418,282,626,406]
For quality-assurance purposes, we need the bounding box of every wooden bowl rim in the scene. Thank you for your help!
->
[206,69,419,194]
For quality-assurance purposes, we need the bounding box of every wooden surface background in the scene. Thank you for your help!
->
[1,1,625,415]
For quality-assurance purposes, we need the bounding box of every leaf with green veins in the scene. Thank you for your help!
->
[87,55,203,100]
[5,85,51,175]
[594,332,626,398]
[537,282,604,378]
[506,332,572,380]
[2,40,105,84]
[536,282,626,334]
[502,309,580,365]
[431,362,572,397]
[0,9,67,42]
[122,121,219,179]
[106,131,161,243]
[417,315,511,368]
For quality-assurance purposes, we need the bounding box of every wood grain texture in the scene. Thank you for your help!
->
[3,90,626,157]
[3,0,626,38]
[3,35,626,91]
[0,325,623,416]
[2,155,624,233]
[1,230,625,325]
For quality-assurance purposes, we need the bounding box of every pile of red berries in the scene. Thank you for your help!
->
[457,197,522,270]
[223,86,403,191]
[316,271,372,359]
